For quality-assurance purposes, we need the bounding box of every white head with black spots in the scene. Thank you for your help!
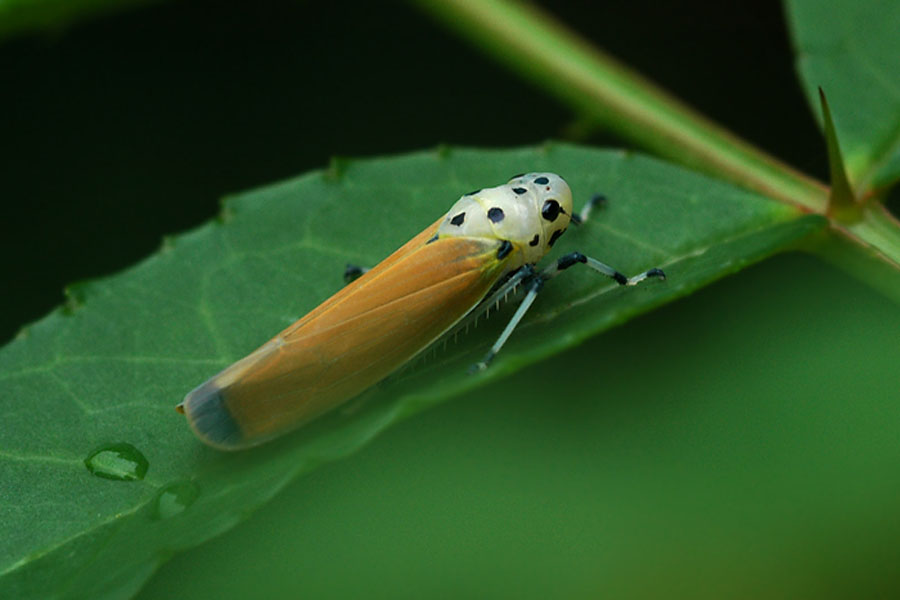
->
[436,172,573,265]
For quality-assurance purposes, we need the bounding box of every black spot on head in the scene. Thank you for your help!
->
[496,240,513,260]
[534,176,549,185]
[465,189,482,196]
[512,187,527,195]
[548,228,566,247]
[487,207,505,223]
[510,173,525,179]
[528,234,540,247]
[450,212,466,226]
[542,200,561,222]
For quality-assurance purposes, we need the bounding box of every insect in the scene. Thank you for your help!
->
[178,173,665,450]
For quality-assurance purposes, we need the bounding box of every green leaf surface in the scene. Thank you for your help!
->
[137,254,900,600]
[787,0,900,193]
[0,144,823,599]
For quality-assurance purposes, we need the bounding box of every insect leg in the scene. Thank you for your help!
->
[442,266,534,342]
[570,194,607,226]
[470,274,543,373]
[343,263,370,284]
[543,252,666,286]
[468,255,663,373]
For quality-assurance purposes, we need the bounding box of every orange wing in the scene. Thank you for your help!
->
[280,216,444,336]
[181,233,508,449]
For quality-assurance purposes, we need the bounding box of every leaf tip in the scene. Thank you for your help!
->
[818,87,859,222]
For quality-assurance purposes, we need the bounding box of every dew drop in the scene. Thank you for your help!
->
[151,480,200,520]
[84,442,149,481]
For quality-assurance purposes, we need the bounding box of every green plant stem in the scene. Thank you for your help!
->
[805,205,900,303]
[412,0,828,211]
[848,204,900,268]
[412,0,900,296]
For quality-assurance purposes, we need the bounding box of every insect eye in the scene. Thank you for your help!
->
[541,200,560,222]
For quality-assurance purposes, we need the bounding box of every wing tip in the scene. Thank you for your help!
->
[180,380,246,450]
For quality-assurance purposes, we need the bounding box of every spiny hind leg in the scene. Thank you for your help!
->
[469,272,543,373]
[446,266,535,340]
[469,253,665,373]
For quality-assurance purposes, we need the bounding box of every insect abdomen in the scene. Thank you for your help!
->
[180,236,510,449]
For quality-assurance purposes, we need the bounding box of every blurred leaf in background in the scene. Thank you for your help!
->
[0,0,157,39]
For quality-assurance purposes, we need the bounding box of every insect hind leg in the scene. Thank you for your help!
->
[442,265,535,343]
[469,270,543,373]
[468,253,665,373]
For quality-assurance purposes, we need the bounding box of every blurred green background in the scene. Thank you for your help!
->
[3,1,898,598]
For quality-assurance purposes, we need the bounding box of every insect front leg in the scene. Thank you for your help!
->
[543,252,666,286]
[570,194,607,226]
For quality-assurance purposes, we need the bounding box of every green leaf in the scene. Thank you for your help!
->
[0,144,823,599]
[137,253,900,600]
[0,0,158,41]
[787,0,900,193]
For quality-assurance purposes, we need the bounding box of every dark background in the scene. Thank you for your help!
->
[1,0,830,344]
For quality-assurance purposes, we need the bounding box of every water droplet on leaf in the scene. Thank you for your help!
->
[151,480,200,519]
[84,442,149,481]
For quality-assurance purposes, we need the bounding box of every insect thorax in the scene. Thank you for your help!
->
[436,173,574,265]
